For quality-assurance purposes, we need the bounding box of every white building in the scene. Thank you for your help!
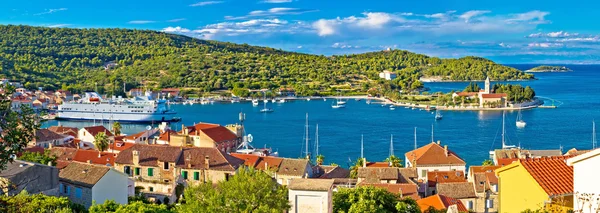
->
[566,148,600,213]
[378,70,397,80]
[59,162,129,208]
[78,126,114,147]
[288,179,334,213]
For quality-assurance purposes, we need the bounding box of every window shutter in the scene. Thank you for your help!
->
[194,172,199,180]
[148,168,154,176]
[182,171,188,179]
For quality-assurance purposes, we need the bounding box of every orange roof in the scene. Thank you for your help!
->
[72,149,117,166]
[520,157,573,196]
[417,194,467,212]
[230,153,283,171]
[485,172,498,185]
[124,130,152,141]
[497,158,518,166]
[83,126,114,137]
[405,142,465,166]
[184,123,237,143]
[469,165,501,174]
[359,183,420,200]
[481,93,507,98]
[427,171,466,187]
[157,130,178,142]
[230,153,261,167]
[455,92,479,97]
[111,141,136,152]
[365,162,391,168]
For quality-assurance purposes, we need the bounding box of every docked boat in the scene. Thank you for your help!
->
[57,91,178,123]
[516,110,526,128]
[260,93,274,113]
[278,99,285,103]
[252,99,259,106]
[435,110,443,120]
[331,103,345,109]
[389,105,396,110]
[306,98,311,101]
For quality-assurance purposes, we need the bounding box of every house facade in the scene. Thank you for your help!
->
[29,129,70,148]
[177,123,241,153]
[288,179,334,213]
[59,162,128,208]
[78,126,114,147]
[566,148,600,213]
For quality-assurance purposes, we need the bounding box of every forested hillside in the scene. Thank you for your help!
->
[0,25,533,96]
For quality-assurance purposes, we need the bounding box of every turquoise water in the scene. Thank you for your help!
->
[43,64,600,167]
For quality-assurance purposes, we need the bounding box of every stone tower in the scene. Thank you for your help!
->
[484,76,491,94]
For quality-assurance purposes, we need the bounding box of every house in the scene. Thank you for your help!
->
[358,183,420,200]
[177,123,240,153]
[357,167,418,184]
[313,165,350,179]
[49,147,117,167]
[277,87,296,97]
[123,129,159,144]
[426,171,466,196]
[405,141,466,180]
[114,144,183,203]
[417,194,468,212]
[59,162,128,208]
[107,141,136,154]
[11,96,33,111]
[78,126,114,147]
[437,182,477,211]
[32,98,48,109]
[478,77,508,108]
[379,70,397,80]
[468,165,501,213]
[155,129,179,145]
[128,89,145,97]
[47,126,79,138]
[490,148,564,166]
[177,147,244,186]
[160,88,180,99]
[55,90,73,102]
[0,160,59,196]
[275,158,314,186]
[29,129,70,148]
[288,179,335,213]
[496,157,573,212]
[566,148,600,213]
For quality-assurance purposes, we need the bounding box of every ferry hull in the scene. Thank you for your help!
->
[57,111,179,123]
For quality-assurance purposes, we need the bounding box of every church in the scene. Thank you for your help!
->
[452,77,508,108]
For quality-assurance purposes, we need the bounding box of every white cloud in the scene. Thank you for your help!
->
[167,18,186,23]
[47,24,71,28]
[507,10,550,24]
[162,26,191,33]
[459,10,490,22]
[527,42,564,48]
[164,18,304,40]
[557,37,600,42]
[227,7,317,20]
[190,1,224,7]
[499,42,511,48]
[527,31,578,38]
[356,12,400,28]
[297,45,303,49]
[128,20,156,24]
[331,42,358,49]
[261,0,293,3]
[313,19,337,36]
[34,8,67,16]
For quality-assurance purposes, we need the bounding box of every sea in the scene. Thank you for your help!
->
[42,64,600,168]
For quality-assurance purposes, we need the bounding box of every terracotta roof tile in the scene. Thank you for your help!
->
[184,123,238,143]
[72,149,117,166]
[177,147,243,172]
[417,194,468,212]
[49,147,78,161]
[83,126,114,137]
[111,141,136,152]
[520,156,573,196]
[124,130,152,141]
[427,171,466,187]
[359,183,420,200]
[317,166,350,179]
[35,129,67,142]
[437,182,477,199]
[469,165,501,174]
[485,172,498,185]
[229,153,261,167]
[277,158,310,177]
[473,173,487,193]
[255,157,284,171]
[157,130,178,142]
[115,144,182,166]
[365,162,391,168]
[288,179,334,191]
[59,162,110,188]
[497,158,518,166]
[405,142,465,166]
[481,93,507,98]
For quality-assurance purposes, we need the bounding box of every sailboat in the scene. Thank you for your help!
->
[260,93,274,113]
[332,102,346,108]
[435,110,443,120]
[501,111,518,149]
[516,110,526,128]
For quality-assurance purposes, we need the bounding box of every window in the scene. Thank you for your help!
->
[421,170,426,177]
[486,199,493,208]
[124,166,131,176]
[135,167,140,176]
[75,187,82,198]
[163,162,169,170]
[148,168,154,177]
[149,187,154,192]
[467,200,473,210]
[182,171,188,180]
[193,172,200,180]
[61,184,69,194]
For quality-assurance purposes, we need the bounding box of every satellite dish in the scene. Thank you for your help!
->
[247,134,253,143]
[146,126,152,130]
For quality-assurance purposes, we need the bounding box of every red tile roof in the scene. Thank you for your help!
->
[405,142,466,166]
[230,153,261,167]
[365,162,391,168]
[83,126,114,137]
[520,156,573,196]
[359,183,420,200]
[455,92,479,97]
[157,130,178,142]
[73,149,117,166]
[481,93,507,98]
[469,165,502,174]
[124,130,152,141]
[184,123,237,143]
[417,194,468,212]
[111,141,136,152]
[427,171,466,187]
[497,158,518,166]
[48,126,78,138]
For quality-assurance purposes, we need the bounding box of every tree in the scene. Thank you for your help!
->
[94,132,109,152]
[0,191,85,213]
[349,158,365,179]
[482,159,494,166]
[112,122,122,136]
[384,155,403,168]
[316,154,325,165]
[17,150,58,166]
[333,186,419,213]
[0,85,40,170]
[90,200,172,213]
[177,167,290,213]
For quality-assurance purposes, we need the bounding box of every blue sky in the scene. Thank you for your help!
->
[2,0,600,64]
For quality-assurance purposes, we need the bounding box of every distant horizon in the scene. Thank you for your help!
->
[2,0,600,64]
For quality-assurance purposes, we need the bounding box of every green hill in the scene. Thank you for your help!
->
[0,25,533,96]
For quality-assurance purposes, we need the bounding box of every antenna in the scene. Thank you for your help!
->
[389,134,394,157]
[361,134,364,159]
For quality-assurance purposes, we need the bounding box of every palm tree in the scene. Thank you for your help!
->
[112,121,122,136]
[349,158,365,179]
[316,154,324,165]
[482,159,494,166]
[94,132,109,153]
[384,155,403,168]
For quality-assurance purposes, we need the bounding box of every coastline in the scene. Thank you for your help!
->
[525,70,572,73]
[419,77,535,83]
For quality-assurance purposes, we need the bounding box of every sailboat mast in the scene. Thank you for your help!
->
[431,124,434,142]
[361,134,364,159]
[593,120,597,149]
[389,134,394,157]
[414,127,417,150]
[502,111,506,148]
[305,113,309,159]
[315,124,319,156]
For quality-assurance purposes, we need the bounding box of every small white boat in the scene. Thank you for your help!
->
[252,100,259,106]
[323,98,326,101]
[389,105,396,110]
[260,108,274,113]
[231,98,240,103]
[516,109,526,128]
[332,104,345,109]
[435,110,443,120]
[278,99,285,103]
[337,100,347,105]
[366,100,371,104]
[306,98,311,101]
[200,99,209,105]
[263,99,268,103]
[271,99,276,103]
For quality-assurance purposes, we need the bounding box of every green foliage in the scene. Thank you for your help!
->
[424,206,447,213]
[349,157,365,179]
[90,200,172,213]
[0,25,531,96]
[482,159,494,166]
[492,84,536,103]
[333,186,419,213]
[0,85,40,170]
[113,122,122,136]
[17,150,58,166]
[529,65,571,72]
[0,191,85,213]
[94,132,109,152]
[177,167,289,213]
[463,82,482,92]
[316,154,325,165]
[384,155,403,168]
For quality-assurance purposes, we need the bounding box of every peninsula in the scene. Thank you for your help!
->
[526,65,572,72]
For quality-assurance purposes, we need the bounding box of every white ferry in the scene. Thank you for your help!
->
[57,91,179,123]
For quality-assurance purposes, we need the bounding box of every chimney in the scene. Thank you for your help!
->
[264,161,268,170]
[362,158,367,168]
[132,150,140,166]
[186,155,191,168]
[437,140,441,145]
[444,145,448,157]
[86,160,92,164]
[204,156,210,170]
[47,161,53,166]
[49,143,53,149]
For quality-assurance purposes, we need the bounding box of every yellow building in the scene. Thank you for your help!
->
[495,157,573,213]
